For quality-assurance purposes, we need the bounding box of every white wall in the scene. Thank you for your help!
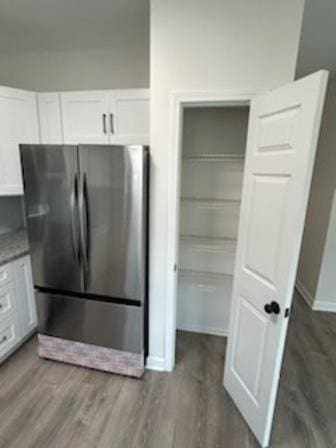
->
[295,0,336,310]
[297,77,336,306]
[149,0,305,369]
[0,0,149,91]
[182,107,249,157]
[0,46,149,91]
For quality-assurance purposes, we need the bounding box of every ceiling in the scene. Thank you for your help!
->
[0,0,149,53]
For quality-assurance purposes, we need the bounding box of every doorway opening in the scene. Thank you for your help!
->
[165,92,255,372]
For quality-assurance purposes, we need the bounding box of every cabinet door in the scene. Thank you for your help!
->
[14,255,37,338]
[109,89,149,145]
[61,91,109,144]
[38,93,64,144]
[0,87,39,195]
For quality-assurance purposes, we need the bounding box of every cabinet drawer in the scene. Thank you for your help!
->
[0,283,16,323]
[0,315,20,361]
[0,263,13,286]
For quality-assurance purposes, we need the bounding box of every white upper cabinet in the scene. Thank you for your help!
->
[0,87,39,195]
[61,91,110,144]
[60,89,149,145]
[110,89,149,145]
[38,93,64,144]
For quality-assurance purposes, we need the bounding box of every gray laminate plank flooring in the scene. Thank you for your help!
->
[0,294,335,448]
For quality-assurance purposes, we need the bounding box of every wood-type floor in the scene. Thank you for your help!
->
[0,293,335,448]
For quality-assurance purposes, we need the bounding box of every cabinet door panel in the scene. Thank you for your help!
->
[0,314,20,362]
[110,90,149,145]
[14,255,37,338]
[0,88,39,195]
[61,91,109,144]
[38,93,63,144]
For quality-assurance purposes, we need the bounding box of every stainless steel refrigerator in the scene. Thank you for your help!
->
[20,144,148,359]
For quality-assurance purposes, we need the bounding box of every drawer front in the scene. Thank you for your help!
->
[0,263,14,287]
[0,283,17,323]
[0,315,20,361]
[36,291,144,354]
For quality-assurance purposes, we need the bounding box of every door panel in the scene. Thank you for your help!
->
[224,71,329,447]
[61,91,109,144]
[21,145,82,293]
[78,145,147,302]
[110,90,150,145]
[0,88,39,195]
[244,174,290,285]
[38,93,64,144]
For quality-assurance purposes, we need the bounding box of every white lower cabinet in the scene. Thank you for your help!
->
[0,255,37,363]
[0,283,17,322]
[14,255,38,338]
[0,314,20,360]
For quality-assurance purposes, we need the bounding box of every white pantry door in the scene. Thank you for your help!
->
[224,70,328,447]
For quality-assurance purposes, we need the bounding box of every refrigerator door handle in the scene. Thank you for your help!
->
[70,173,80,265]
[79,172,89,273]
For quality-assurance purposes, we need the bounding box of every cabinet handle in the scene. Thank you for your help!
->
[110,114,114,134]
[102,114,107,134]
[0,335,8,344]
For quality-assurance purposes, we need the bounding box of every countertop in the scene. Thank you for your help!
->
[0,229,29,267]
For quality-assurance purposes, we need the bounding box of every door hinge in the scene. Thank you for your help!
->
[284,308,290,318]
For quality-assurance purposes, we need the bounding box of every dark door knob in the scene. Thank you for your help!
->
[264,301,280,315]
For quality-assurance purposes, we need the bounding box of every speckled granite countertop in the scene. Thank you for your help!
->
[0,229,29,267]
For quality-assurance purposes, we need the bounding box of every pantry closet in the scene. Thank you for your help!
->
[177,106,249,336]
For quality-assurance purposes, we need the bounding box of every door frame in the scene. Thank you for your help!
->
[165,89,262,371]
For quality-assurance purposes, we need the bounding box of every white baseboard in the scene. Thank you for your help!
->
[313,300,336,313]
[146,356,166,371]
[295,280,336,313]
[295,279,314,308]
[177,324,228,337]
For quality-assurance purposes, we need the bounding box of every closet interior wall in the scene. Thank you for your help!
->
[177,106,249,336]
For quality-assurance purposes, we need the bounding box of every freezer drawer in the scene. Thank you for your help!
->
[36,291,144,354]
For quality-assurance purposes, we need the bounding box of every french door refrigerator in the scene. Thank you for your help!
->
[20,144,148,368]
